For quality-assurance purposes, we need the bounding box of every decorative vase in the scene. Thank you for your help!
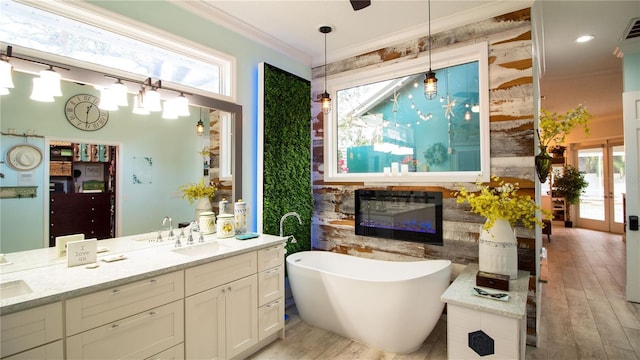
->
[478,218,518,279]
[195,197,213,221]
[535,145,552,183]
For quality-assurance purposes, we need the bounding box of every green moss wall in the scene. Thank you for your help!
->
[262,64,312,254]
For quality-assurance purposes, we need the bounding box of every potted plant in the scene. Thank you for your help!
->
[178,178,217,219]
[553,165,588,228]
[455,176,550,278]
[535,104,592,183]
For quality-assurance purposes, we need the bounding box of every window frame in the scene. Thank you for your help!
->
[10,0,236,102]
[323,42,490,184]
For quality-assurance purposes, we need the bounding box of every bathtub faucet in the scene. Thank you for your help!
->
[279,212,302,239]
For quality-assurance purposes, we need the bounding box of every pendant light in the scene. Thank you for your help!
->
[423,0,438,100]
[30,77,54,102]
[196,108,205,136]
[110,79,129,107]
[0,59,14,91]
[39,66,62,97]
[319,25,333,116]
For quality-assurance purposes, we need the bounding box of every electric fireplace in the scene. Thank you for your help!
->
[355,189,443,245]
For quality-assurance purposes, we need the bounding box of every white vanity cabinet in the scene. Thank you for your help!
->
[185,251,258,359]
[257,245,285,341]
[0,302,63,359]
[65,271,185,359]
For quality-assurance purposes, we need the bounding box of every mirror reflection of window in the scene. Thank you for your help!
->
[335,61,480,175]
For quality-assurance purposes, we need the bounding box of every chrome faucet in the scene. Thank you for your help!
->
[162,216,174,236]
[187,221,199,245]
[163,216,179,246]
[280,212,301,243]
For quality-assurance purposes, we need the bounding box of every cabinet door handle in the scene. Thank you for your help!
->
[110,310,157,330]
[111,278,158,295]
[265,301,280,310]
[264,268,280,276]
[265,246,280,252]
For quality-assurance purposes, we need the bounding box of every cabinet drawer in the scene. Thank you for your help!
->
[66,300,184,360]
[185,251,256,296]
[66,270,184,335]
[146,343,184,360]
[258,299,284,341]
[3,340,63,360]
[257,244,284,272]
[258,265,284,306]
[0,302,62,358]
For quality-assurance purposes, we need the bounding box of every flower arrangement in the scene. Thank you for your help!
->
[455,176,549,231]
[538,104,592,149]
[401,155,418,167]
[178,178,217,205]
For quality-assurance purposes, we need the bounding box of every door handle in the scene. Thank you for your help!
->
[630,216,639,231]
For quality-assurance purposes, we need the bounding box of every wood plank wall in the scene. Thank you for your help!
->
[310,9,539,345]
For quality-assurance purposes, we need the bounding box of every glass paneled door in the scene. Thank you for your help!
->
[576,141,625,233]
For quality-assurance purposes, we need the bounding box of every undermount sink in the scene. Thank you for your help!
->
[0,280,33,300]
[171,241,231,257]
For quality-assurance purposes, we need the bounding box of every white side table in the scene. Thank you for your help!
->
[441,263,529,359]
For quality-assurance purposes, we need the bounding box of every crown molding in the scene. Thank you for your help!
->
[173,1,312,66]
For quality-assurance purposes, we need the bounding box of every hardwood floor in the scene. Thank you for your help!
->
[249,227,639,359]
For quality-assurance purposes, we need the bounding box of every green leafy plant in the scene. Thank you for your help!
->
[538,104,592,149]
[455,176,549,231]
[178,179,216,205]
[553,165,588,221]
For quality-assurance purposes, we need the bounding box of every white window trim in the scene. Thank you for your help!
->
[323,42,491,184]
[17,0,236,102]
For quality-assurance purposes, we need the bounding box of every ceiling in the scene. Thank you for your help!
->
[178,1,640,122]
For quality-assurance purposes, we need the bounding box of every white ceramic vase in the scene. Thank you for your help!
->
[195,197,213,221]
[478,218,518,279]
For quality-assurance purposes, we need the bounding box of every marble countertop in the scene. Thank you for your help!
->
[441,263,529,319]
[0,232,286,315]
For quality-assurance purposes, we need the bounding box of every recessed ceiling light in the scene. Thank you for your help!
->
[576,34,595,43]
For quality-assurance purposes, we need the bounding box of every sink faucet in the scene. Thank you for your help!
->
[163,216,178,246]
[279,212,302,243]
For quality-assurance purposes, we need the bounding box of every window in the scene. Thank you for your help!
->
[0,0,235,100]
[324,42,490,183]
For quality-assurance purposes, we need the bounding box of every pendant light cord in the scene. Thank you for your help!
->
[324,30,328,92]
[428,0,432,70]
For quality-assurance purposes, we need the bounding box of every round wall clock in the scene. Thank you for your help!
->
[64,94,109,131]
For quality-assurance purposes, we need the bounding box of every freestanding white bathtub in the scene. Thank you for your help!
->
[286,251,452,353]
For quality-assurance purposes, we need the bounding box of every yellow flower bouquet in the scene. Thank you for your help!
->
[178,179,217,205]
[455,176,548,231]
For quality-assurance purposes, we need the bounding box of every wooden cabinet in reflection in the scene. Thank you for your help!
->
[49,192,114,247]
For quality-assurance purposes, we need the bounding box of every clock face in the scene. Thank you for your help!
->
[64,94,109,131]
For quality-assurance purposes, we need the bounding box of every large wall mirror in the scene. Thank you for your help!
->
[0,65,242,257]
[324,42,490,183]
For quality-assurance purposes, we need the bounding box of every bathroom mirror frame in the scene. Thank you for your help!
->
[324,42,490,183]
